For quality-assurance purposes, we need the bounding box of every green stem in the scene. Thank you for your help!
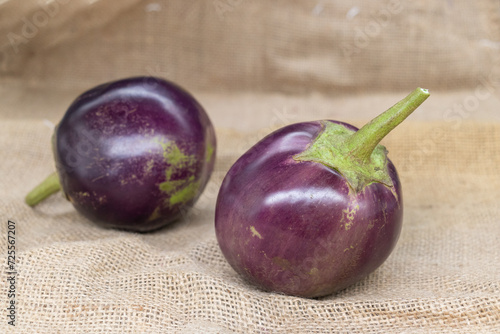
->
[344,87,430,163]
[25,172,61,206]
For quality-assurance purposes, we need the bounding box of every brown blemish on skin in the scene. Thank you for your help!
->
[91,175,106,183]
[70,191,107,209]
[308,267,319,275]
[379,202,389,230]
[341,202,359,231]
[250,226,263,239]
[272,257,291,270]
[144,159,155,173]
[119,174,140,187]
[343,245,355,252]
[340,194,361,230]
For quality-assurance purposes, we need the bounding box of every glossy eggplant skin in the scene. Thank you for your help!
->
[54,77,216,232]
[215,121,402,298]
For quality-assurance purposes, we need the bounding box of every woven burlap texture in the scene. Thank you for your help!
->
[1,0,500,333]
[1,118,500,333]
[1,0,500,93]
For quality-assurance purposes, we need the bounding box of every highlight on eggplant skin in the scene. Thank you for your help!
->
[215,88,429,298]
[26,76,216,232]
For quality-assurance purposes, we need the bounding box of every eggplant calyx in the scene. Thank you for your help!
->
[155,137,199,207]
[293,121,392,192]
[294,88,430,193]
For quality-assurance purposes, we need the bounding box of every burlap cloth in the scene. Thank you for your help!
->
[1,1,499,333]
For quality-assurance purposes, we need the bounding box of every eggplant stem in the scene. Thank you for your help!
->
[25,172,61,206]
[344,87,430,163]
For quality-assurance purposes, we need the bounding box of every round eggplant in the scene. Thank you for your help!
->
[215,88,429,298]
[26,76,216,232]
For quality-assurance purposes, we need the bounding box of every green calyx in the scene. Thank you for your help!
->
[294,121,392,192]
[294,88,430,193]
[156,138,199,207]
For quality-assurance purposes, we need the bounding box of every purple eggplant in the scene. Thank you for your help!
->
[26,77,216,232]
[215,88,429,298]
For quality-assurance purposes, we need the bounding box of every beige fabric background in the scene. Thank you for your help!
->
[1,0,499,333]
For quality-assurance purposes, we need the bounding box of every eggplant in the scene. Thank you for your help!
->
[26,77,216,232]
[215,88,429,298]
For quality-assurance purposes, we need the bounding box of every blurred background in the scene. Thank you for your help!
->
[1,0,499,130]
[1,2,499,332]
